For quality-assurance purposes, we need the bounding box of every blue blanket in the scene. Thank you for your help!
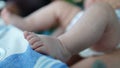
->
[0,21,68,68]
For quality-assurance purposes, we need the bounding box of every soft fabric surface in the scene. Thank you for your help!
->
[0,19,68,68]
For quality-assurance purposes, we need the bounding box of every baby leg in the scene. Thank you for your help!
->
[2,1,81,32]
[58,2,120,55]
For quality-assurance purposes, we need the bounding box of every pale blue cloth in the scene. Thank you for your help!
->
[0,20,68,68]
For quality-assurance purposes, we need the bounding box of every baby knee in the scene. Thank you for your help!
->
[90,2,114,15]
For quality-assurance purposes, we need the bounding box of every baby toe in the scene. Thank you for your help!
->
[28,36,41,45]
[32,41,43,49]
[24,31,30,38]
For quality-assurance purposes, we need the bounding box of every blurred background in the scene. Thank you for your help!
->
[0,0,83,17]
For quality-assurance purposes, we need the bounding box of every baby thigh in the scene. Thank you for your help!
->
[91,4,120,52]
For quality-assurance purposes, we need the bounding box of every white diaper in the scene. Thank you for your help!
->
[80,44,120,58]
[66,11,84,31]
[116,9,120,21]
[66,9,120,58]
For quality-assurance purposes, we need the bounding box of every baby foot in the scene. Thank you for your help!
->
[24,31,72,62]
[1,8,24,25]
[1,8,11,24]
[24,31,42,49]
[24,31,46,54]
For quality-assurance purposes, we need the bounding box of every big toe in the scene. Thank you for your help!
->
[24,31,30,39]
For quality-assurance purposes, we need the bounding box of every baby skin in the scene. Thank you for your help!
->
[1,0,120,63]
[84,0,120,9]
[24,2,120,62]
[24,31,71,62]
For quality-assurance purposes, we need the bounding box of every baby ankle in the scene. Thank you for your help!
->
[57,38,72,62]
